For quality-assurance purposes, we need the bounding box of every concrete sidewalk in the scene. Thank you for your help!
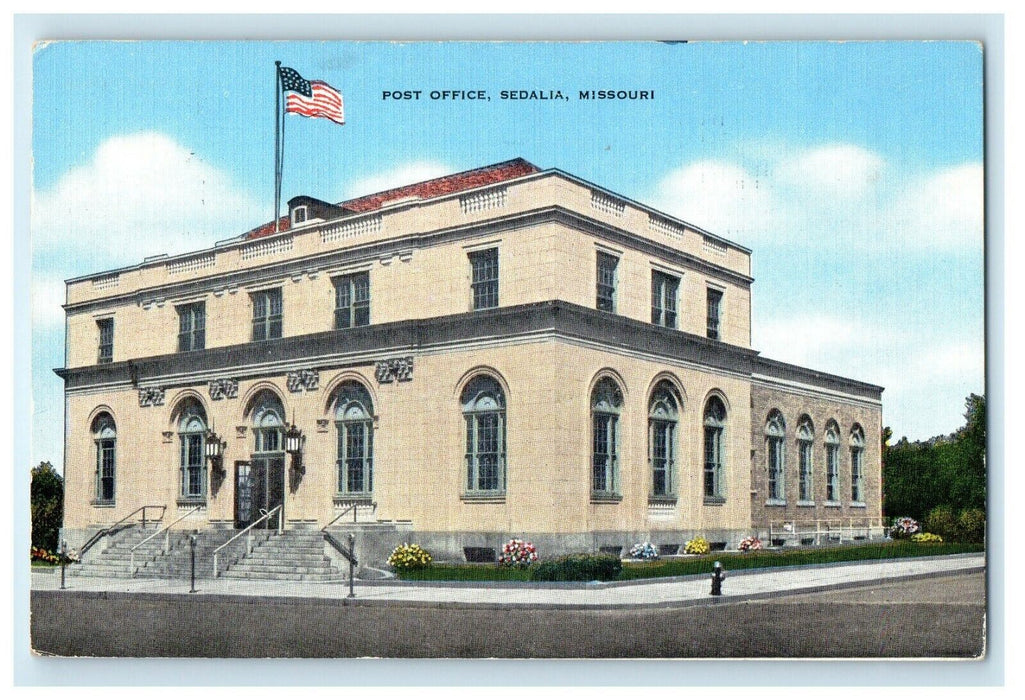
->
[32,553,985,609]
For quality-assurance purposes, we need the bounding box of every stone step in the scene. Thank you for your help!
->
[225,563,338,574]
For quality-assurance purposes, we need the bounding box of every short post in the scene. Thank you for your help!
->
[59,539,67,590]
[142,508,147,529]
[189,534,197,593]
[347,532,356,599]
[710,560,725,596]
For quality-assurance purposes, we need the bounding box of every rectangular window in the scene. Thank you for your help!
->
[181,433,205,498]
[177,302,206,352]
[97,318,114,364]
[826,444,840,502]
[465,412,505,492]
[704,424,724,499]
[251,289,283,341]
[469,248,499,310]
[852,447,865,502]
[707,288,723,340]
[768,437,784,501]
[334,272,371,329]
[96,439,115,501]
[592,413,618,494]
[651,271,679,328]
[650,420,675,497]
[799,440,814,502]
[596,252,618,313]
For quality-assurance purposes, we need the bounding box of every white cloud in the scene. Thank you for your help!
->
[31,272,66,334]
[652,160,773,240]
[884,163,984,251]
[652,145,982,255]
[755,308,983,439]
[343,161,452,200]
[774,144,885,201]
[32,132,263,273]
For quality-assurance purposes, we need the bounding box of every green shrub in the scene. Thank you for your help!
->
[530,553,622,582]
[957,508,986,543]
[924,505,958,541]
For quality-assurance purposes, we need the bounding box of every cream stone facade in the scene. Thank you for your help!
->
[57,159,883,561]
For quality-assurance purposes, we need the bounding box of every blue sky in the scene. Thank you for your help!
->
[31,40,984,470]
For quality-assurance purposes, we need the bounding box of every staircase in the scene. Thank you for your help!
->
[219,531,344,581]
[134,530,241,579]
[70,525,175,578]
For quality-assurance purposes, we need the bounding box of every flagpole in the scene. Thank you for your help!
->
[274,60,282,234]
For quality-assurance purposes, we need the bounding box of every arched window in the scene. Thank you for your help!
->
[825,420,841,503]
[703,396,727,501]
[591,378,623,497]
[177,401,207,500]
[797,415,814,503]
[765,410,786,502]
[648,381,680,498]
[462,376,506,494]
[335,382,374,495]
[92,413,116,503]
[251,393,285,454]
[850,424,866,503]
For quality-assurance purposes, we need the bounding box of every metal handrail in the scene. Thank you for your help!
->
[79,505,166,556]
[768,517,886,545]
[212,505,282,578]
[129,506,203,576]
[323,501,377,530]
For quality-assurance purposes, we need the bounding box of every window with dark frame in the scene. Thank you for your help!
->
[334,272,370,329]
[469,248,499,310]
[462,376,506,494]
[707,288,723,340]
[651,271,679,328]
[97,318,113,364]
[703,396,727,500]
[591,378,622,497]
[177,302,206,352]
[93,415,116,503]
[179,410,206,499]
[596,252,618,312]
[335,383,374,496]
[251,288,283,341]
[766,411,786,502]
[648,382,679,498]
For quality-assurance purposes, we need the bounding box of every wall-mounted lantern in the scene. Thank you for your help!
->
[205,429,227,473]
[285,422,306,475]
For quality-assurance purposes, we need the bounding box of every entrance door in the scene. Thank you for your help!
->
[234,458,285,528]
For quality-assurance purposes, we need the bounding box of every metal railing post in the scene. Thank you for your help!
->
[189,534,197,593]
[59,540,67,590]
[142,507,147,529]
[213,552,219,579]
[347,532,356,599]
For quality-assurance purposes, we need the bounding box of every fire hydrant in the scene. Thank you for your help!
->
[710,561,726,596]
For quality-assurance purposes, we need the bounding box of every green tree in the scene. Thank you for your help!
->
[31,462,63,552]
[882,393,986,522]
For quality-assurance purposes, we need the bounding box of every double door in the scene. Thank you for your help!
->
[234,457,285,528]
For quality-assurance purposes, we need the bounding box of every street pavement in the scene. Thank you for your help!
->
[31,552,985,609]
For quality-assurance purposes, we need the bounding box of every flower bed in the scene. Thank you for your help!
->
[498,538,538,568]
[889,517,920,540]
[684,536,710,555]
[387,543,433,570]
[628,542,659,560]
[738,536,763,552]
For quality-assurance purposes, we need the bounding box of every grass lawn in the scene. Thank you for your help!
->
[394,541,984,583]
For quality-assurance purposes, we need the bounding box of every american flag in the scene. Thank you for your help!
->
[280,66,345,125]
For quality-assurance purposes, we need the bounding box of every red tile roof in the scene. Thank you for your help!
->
[243,158,540,240]
[340,158,539,214]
